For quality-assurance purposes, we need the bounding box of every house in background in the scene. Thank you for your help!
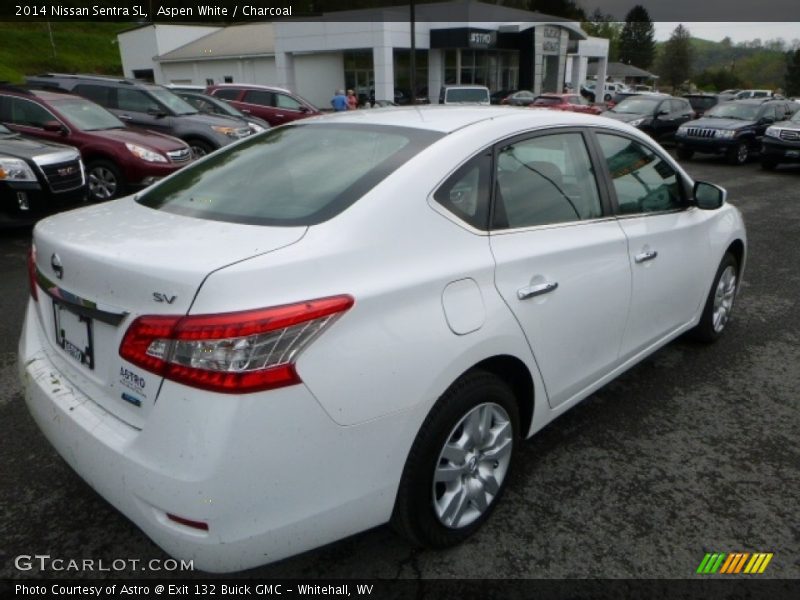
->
[586,61,659,89]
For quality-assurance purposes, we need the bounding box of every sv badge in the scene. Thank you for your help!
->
[153,292,177,304]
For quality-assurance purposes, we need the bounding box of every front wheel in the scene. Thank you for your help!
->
[87,160,123,201]
[727,142,749,165]
[391,370,519,548]
[690,252,739,343]
[186,139,215,159]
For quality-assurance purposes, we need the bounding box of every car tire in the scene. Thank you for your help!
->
[677,148,694,160]
[760,158,778,170]
[690,252,739,343]
[186,139,215,159]
[391,370,519,548]
[86,160,124,202]
[726,142,749,165]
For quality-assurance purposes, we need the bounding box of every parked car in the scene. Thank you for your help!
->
[205,83,321,127]
[606,91,668,110]
[675,98,799,164]
[20,107,745,572]
[500,90,535,106]
[0,86,193,201]
[530,94,602,115]
[581,81,627,103]
[601,95,695,140]
[491,89,517,105]
[26,74,253,158]
[760,108,800,169]
[734,89,773,100]
[0,123,86,224]
[173,91,270,134]
[683,93,730,118]
[438,85,491,105]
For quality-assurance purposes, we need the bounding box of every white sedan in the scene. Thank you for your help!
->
[19,107,746,572]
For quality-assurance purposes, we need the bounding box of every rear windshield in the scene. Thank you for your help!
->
[137,123,442,226]
[686,96,718,110]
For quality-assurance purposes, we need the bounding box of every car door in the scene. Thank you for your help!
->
[272,92,310,124]
[673,99,694,128]
[489,130,632,408]
[592,131,712,359]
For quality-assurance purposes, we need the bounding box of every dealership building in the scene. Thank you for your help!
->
[118,1,609,106]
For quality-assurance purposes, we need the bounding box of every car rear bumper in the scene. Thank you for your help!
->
[19,301,404,572]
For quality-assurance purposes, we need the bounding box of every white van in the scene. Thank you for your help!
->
[439,85,491,105]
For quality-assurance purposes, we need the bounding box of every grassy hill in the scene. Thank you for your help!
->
[0,22,128,83]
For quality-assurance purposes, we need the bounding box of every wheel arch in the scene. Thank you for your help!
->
[726,238,746,279]
[464,354,535,440]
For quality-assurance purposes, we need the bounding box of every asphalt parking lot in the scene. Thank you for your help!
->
[0,152,798,581]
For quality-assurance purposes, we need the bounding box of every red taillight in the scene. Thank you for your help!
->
[119,295,354,394]
[27,246,38,302]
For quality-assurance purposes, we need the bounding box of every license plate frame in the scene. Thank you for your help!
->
[53,299,95,370]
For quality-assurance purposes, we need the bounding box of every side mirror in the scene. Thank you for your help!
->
[761,116,775,124]
[694,181,726,210]
[147,108,167,118]
[298,106,310,113]
[42,120,66,135]
[657,109,670,117]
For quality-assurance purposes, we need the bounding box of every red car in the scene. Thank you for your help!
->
[205,84,320,127]
[530,94,602,115]
[0,87,192,201]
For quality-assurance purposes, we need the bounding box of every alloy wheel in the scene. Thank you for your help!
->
[88,166,118,200]
[712,265,737,333]
[433,402,513,529]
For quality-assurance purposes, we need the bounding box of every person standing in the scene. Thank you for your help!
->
[346,89,358,110]
[331,89,348,111]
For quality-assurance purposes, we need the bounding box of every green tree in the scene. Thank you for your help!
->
[786,48,800,96]
[658,24,692,91]
[582,9,622,62]
[619,5,656,69]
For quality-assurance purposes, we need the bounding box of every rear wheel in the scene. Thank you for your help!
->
[391,370,519,548]
[87,160,123,201]
[677,148,694,160]
[726,142,749,165]
[690,252,739,343]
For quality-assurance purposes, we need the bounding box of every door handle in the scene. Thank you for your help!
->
[118,114,133,121]
[517,281,558,300]
[634,250,658,264]
[275,114,285,118]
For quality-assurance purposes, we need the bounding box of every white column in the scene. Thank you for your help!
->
[428,48,443,102]
[574,56,588,90]
[373,45,394,103]
[595,57,608,103]
[275,52,296,91]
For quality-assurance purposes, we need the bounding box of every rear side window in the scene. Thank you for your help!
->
[211,88,240,101]
[434,152,491,230]
[137,123,443,226]
[243,90,274,106]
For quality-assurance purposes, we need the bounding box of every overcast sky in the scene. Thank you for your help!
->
[652,22,800,44]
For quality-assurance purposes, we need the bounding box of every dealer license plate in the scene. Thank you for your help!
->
[53,301,94,369]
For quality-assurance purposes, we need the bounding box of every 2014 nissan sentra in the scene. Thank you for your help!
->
[19,107,746,572]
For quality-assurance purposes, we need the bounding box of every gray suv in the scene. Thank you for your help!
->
[26,74,253,158]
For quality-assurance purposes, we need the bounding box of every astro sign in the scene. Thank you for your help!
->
[468,31,497,48]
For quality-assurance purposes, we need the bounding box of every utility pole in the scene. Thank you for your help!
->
[410,0,416,105]
[47,22,57,58]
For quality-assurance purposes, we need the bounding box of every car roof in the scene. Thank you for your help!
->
[311,105,606,134]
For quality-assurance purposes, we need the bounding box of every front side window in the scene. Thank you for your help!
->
[275,94,302,110]
[596,133,683,214]
[137,123,443,226]
[494,132,602,229]
[116,88,161,113]
[7,97,56,128]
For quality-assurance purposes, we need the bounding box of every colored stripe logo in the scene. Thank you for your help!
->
[696,552,773,574]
